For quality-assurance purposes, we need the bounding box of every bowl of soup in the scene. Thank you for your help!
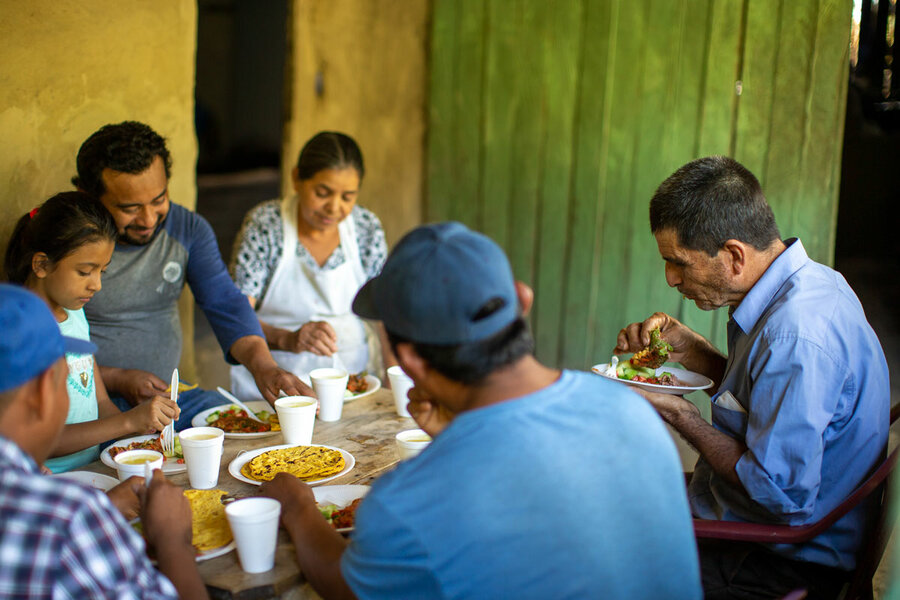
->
[113,449,164,481]
[395,429,432,460]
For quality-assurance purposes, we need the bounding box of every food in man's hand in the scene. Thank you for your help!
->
[319,497,363,530]
[109,436,184,462]
[628,327,673,369]
[205,405,281,432]
[184,489,233,552]
[347,372,369,394]
[240,445,345,482]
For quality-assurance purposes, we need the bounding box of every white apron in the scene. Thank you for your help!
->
[230,196,373,401]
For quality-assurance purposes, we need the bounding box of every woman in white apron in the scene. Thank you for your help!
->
[230,132,394,401]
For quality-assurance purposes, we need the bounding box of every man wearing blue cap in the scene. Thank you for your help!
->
[0,284,208,599]
[260,223,702,599]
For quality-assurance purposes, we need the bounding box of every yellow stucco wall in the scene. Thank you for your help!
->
[284,0,429,246]
[0,0,199,379]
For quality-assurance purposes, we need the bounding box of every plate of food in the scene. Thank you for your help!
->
[228,444,354,486]
[314,485,369,533]
[299,372,381,402]
[592,362,714,394]
[101,434,186,474]
[191,400,281,439]
[131,489,235,562]
[51,470,120,491]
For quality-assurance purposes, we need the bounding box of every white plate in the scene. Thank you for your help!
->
[101,434,186,474]
[51,470,120,491]
[130,518,235,562]
[191,400,280,439]
[313,484,369,533]
[298,374,381,402]
[591,363,714,395]
[196,540,236,562]
[228,444,355,486]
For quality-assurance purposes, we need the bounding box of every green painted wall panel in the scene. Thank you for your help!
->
[427,0,851,369]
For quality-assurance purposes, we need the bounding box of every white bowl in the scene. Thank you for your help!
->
[395,429,432,460]
[113,449,163,481]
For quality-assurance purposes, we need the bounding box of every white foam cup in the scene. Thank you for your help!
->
[309,367,349,422]
[178,427,225,489]
[387,366,414,417]
[274,396,317,444]
[225,497,282,573]
[113,449,163,482]
[395,429,432,460]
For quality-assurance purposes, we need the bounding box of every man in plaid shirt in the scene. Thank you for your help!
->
[0,284,207,599]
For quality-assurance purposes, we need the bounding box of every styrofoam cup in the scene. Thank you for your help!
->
[274,396,317,445]
[310,368,349,422]
[179,427,225,489]
[395,429,432,460]
[114,449,163,482]
[225,497,282,573]
[387,366,414,417]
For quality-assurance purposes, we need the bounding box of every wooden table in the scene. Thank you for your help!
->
[83,388,411,599]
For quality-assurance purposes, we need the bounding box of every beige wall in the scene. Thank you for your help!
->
[0,0,199,379]
[284,0,429,246]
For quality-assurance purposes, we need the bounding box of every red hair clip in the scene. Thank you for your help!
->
[28,207,39,218]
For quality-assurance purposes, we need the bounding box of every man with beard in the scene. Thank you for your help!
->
[73,121,311,425]
[615,156,889,599]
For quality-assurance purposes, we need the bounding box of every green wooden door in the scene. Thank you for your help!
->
[426,0,850,368]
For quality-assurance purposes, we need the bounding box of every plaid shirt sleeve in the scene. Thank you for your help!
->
[55,493,179,599]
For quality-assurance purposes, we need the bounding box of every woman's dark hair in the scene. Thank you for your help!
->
[295,132,364,182]
[649,156,780,256]
[387,317,534,385]
[3,191,117,284]
[72,121,172,198]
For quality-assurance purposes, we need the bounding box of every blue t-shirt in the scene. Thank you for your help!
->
[46,308,100,473]
[689,239,890,570]
[84,203,262,380]
[341,370,702,600]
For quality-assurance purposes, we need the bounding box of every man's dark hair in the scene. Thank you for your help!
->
[649,156,780,256]
[295,131,365,182]
[387,317,534,385]
[72,121,172,198]
[4,191,117,283]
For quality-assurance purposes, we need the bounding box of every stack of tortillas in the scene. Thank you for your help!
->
[183,489,233,553]
[240,445,345,483]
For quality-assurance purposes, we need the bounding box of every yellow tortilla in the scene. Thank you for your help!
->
[184,489,232,552]
[240,445,345,483]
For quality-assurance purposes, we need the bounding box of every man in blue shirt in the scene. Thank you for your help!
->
[259,223,702,599]
[615,156,890,599]
[73,122,312,425]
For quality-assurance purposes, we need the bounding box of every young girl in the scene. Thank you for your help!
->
[3,191,178,472]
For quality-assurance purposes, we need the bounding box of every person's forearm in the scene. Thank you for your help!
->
[49,413,136,456]
[259,320,292,352]
[680,332,727,393]
[230,335,279,373]
[155,542,210,600]
[283,504,356,600]
[665,404,746,488]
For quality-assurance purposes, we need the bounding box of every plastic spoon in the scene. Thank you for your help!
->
[215,387,265,423]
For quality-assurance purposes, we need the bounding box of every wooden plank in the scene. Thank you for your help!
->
[451,0,486,228]
[560,0,616,368]
[531,0,583,365]
[506,0,544,290]
[480,0,521,250]
[589,0,647,358]
[733,0,781,185]
[426,0,459,222]
[794,0,851,264]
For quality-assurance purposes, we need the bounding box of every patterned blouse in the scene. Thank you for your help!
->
[230,200,388,301]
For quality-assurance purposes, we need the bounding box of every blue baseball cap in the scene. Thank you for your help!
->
[352,222,519,345]
[0,284,97,393]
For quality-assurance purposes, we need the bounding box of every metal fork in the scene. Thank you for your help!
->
[160,368,179,456]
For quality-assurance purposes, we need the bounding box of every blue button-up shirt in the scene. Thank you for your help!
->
[688,239,890,570]
[0,435,178,598]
